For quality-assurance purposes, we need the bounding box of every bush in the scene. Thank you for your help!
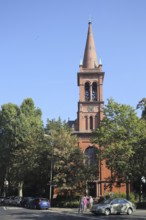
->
[107,192,137,204]
[62,200,79,208]
[98,192,137,205]
[52,194,80,208]
[52,192,138,208]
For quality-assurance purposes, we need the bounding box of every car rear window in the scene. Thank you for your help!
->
[41,198,48,202]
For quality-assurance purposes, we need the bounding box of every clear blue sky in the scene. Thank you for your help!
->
[0,0,146,125]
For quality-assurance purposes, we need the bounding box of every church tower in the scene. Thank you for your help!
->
[69,21,127,197]
[77,21,104,133]
[71,21,105,197]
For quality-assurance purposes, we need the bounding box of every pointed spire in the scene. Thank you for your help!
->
[83,21,98,69]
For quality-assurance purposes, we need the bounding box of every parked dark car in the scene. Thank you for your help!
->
[91,198,136,216]
[29,198,50,210]
[11,196,22,206]
[4,196,15,205]
[20,197,34,208]
[0,196,4,204]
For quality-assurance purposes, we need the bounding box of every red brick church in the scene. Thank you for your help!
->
[69,21,127,198]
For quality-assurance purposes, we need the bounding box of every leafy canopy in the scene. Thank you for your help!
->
[92,98,146,182]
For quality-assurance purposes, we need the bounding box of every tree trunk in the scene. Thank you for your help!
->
[18,181,23,197]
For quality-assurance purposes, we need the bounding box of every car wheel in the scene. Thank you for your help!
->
[105,208,111,216]
[127,208,133,215]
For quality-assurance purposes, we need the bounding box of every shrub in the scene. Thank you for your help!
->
[97,192,137,204]
[52,194,80,208]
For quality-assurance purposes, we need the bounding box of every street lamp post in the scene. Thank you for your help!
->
[126,176,129,200]
[3,179,9,197]
[104,182,107,200]
[140,176,146,202]
[44,133,54,206]
[49,143,53,205]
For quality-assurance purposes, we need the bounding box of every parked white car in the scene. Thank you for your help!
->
[91,198,136,216]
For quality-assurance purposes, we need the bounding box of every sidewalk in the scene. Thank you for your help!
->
[49,207,91,215]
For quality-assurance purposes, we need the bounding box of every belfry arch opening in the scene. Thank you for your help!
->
[85,82,90,101]
[92,82,97,101]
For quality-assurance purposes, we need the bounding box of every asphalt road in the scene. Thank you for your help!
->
[0,206,146,220]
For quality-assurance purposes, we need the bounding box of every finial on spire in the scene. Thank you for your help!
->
[88,15,92,24]
[79,57,83,66]
[99,57,102,65]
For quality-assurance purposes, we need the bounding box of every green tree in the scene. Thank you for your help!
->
[137,98,146,119]
[0,103,21,193]
[43,118,98,196]
[0,98,44,196]
[92,98,146,185]
[11,98,44,195]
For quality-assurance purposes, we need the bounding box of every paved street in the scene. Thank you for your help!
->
[0,206,146,220]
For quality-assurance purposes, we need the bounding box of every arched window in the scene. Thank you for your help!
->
[90,116,93,130]
[85,82,90,101]
[84,147,97,166]
[92,82,97,101]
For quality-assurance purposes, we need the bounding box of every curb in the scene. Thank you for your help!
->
[49,207,91,215]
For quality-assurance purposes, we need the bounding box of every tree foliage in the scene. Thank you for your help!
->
[137,98,146,119]
[44,118,98,195]
[0,98,44,194]
[92,98,146,184]
[1,96,146,197]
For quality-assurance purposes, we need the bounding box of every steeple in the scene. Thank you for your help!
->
[82,21,98,69]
